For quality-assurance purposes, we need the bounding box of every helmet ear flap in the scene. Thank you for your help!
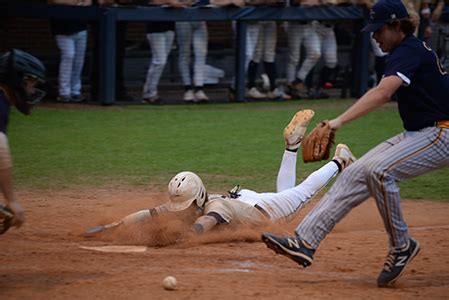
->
[195,185,207,208]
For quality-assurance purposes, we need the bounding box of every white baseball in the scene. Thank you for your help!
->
[162,276,177,290]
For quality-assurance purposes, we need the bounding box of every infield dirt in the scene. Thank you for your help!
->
[1,187,448,299]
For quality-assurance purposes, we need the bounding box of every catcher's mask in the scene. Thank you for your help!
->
[0,49,47,115]
[167,171,207,212]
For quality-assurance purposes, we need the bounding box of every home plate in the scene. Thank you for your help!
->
[79,245,148,253]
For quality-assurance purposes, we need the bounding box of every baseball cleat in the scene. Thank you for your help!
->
[56,95,71,103]
[284,109,315,151]
[246,87,267,99]
[287,80,307,99]
[261,232,315,268]
[377,238,420,287]
[267,88,292,100]
[142,94,163,105]
[194,90,209,103]
[183,90,195,103]
[333,144,356,169]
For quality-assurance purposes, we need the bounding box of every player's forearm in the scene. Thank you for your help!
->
[0,168,16,205]
[122,204,169,225]
[0,133,14,204]
[191,215,218,234]
[331,76,401,129]
[335,89,389,126]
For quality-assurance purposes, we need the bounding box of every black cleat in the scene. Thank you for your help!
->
[261,232,315,268]
[377,237,420,287]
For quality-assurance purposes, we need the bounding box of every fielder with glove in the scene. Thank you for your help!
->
[262,0,449,288]
[0,49,47,233]
[86,109,356,236]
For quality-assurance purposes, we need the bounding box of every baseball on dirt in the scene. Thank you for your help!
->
[162,276,177,290]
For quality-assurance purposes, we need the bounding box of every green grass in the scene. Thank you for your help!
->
[8,99,449,201]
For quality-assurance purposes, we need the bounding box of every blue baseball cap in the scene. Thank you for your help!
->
[362,0,409,32]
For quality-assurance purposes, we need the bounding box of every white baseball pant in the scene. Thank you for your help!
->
[287,22,337,83]
[143,30,175,99]
[238,150,340,222]
[176,22,208,87]
[55,30,87,97]
[252,21,277,64]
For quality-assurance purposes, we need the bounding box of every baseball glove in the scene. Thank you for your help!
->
[0,204,14,235]
[302,120,336,163]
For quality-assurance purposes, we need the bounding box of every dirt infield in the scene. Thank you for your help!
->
[1,187,448,299]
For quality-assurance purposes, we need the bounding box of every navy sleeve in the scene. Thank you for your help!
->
[384,45,421,83]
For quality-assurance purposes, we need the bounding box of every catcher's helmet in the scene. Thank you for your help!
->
[0,49,46,115]
[167,171,207,212]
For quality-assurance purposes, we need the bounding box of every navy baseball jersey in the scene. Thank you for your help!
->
[384,35,449,131]
[0,90,10,134]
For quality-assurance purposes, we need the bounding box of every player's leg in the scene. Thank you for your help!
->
[245,22,266,99]
[70,30,87,101]
[262,138,394,267]
[363,128,449,285]
[318,25,337,93]
[245,22,261,73]
[277,109,315,192]
[247,23,265,99]
[176,22,194,101]
[286,22,302,84]
[143,30,174,102]
[294,23,321,95]
[268,144,356,221]
[269,132,446,268]
[192,21,209,102]
[262,21,277,92]
[55,34,76,101]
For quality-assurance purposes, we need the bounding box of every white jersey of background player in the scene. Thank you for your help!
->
[114,110,356,234]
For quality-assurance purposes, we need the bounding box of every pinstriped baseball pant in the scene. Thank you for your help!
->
[286,22,337,83]
[143,30,175,99]
[55,30,87,97]
[296,127,449,249]
[252,21,277,64]
[175,22,208,87]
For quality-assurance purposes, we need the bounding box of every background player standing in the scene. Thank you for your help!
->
[262,0,449,287]
[176,17,209,103]
[286,0,338,99]
[0,49,47,231]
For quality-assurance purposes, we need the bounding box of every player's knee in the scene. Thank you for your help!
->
[61,50,76,61]
[307,51,321,63]
[363,159,387,181]
[325,61,337,69]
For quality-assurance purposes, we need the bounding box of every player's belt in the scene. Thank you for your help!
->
[254,204,271,220]
[436,120,449,129]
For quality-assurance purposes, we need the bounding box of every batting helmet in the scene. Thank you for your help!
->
[167,171,207,212]
[0,49,46,115]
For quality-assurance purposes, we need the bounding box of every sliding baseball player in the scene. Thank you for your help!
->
[86,109,356,236]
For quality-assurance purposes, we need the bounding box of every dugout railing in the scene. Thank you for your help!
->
[2,1,369,104]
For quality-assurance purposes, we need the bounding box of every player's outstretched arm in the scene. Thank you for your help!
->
[191,214,219,234]
[85,204,169,236]
[329,75,403,129]
[0,133,25,228]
